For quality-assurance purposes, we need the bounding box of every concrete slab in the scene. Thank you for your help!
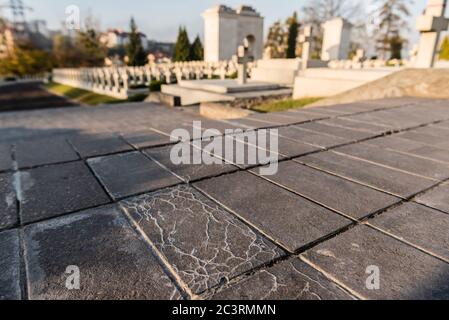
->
[178,79,280,94]
[335,143,449,180]
[370,203,449,260]
[298,151,436,198]
[259,161,400,220]
[0,173,17,230]
[302,225,449,299]
[194,171,352,253]
[398,130,449,149]
[278,126,348,149]
[296,122,377,141]
[143,145,238,183]
[207,258,353,300]
[88,151,181,200]
[0,143,12,172]
[14,137,79,169]
[24,205,180,300]
[0,229,21,300]
[19,162,110,224]
[68,133,133,158]
[318,118,391,134]
[415,182,449,214]
[121,129,173,149]
[120,185,283,295]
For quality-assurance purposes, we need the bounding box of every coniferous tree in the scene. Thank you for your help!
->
[439,36,449,61]
[286,12,299,58]
[127,17,147,66]
[174,26,191,62]
[75,15,106,67]
[190,35,204,61]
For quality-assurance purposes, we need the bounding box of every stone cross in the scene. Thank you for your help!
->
[415,0,449,68]
[237,44,253,85]
[299,25,313,70]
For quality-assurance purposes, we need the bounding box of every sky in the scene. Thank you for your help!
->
[0,0,440,42]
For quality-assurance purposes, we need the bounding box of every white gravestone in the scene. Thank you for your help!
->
[321,17,353,61]
[202,5,264,62]
[415,0,449,68]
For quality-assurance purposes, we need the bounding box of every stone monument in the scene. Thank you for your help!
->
[321,17,353,61]
[202,5,264,62]
[415,0,449,68]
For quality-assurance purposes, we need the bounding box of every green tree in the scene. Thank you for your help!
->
[440,36,449,61]
[0,44,53,76]
[286,12,299,58]
[173,26,191,62]
[127,17,147,66]
[189,35,204,61]
[265,21,287,58]
[373,0,412,59]
[389,33,404,59]
[75,15,106,67]
[52,34,80,68]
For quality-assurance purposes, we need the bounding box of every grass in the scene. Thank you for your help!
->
[252,97,322,113]
[44,82,147,106]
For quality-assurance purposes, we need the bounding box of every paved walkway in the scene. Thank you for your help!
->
[0,82,76,113]
[0,98,449,300]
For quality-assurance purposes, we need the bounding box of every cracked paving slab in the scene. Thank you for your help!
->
[301,225,449,299]
[24,205,181,300]
[0,229,21,300]
[120,185,284,295]
[194,171,352,253]
[369,202,449,261]
[0,173,17,230]
[0,143,13,172]
[204,258,354,300]
[258,161,400,220]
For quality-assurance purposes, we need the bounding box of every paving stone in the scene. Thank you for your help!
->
[278,126,348,149]
[120,185,283,294]
[369,203,449,260]
[0,173,17,230]
[266,110,326,122]
[24,205,180,300]
[259,161,400,220]
[335,143,449,180]
[269,136,321,158]
[296,122,377,141]
[0,229,21,300]
[194,171,352,253]
[68,133,132,158]
[298,151,435,198]
[302,225,449,299]
[245,113,316,126]
[88,151,181,200]
[0,143,12,172]
[415,183,449,214]
[19,161,110,224]
[318,118,391,134]
[206,258,353,300]
[143,144,238,183]
[366,136,449,163]
[121,129,173,149]
[14,137,79,168]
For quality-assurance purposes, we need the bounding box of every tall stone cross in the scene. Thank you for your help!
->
[237,43,254,85]
[299,25,313,70]
[415,0,449,68]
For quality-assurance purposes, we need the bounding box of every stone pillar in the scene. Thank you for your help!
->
[299,25,313,71]
[321,17,353,61]
[415,0,449,68]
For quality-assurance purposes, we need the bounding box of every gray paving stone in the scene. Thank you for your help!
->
[398,130,449,150]
[270,136,321,158]
[144,144,238,183]
[121,129,173,149]
[266,110,327,122]
[19,162,110,224]
[245,113,317,125]
[0,143,12,172]
[366,136,449,163]
[335,143,449,180]
[415,183,449,214]
[88,151,181,200]
[296,122,377,141]
[206,258,353,300]
[24,205,180,300]
[68,133,133,158]
[278,126,348,149]
[259,161,400,220]
[195,171,352,253]
[0,229,21,300]
[120,185,283,294]
[0,173,17,230]
[302,225,449,299]
[318,118,391,134]
[298,151,435,198]
[370,203,449,260]
[14,137,79,168]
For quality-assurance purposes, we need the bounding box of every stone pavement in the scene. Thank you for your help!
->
[0,98,449,300]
